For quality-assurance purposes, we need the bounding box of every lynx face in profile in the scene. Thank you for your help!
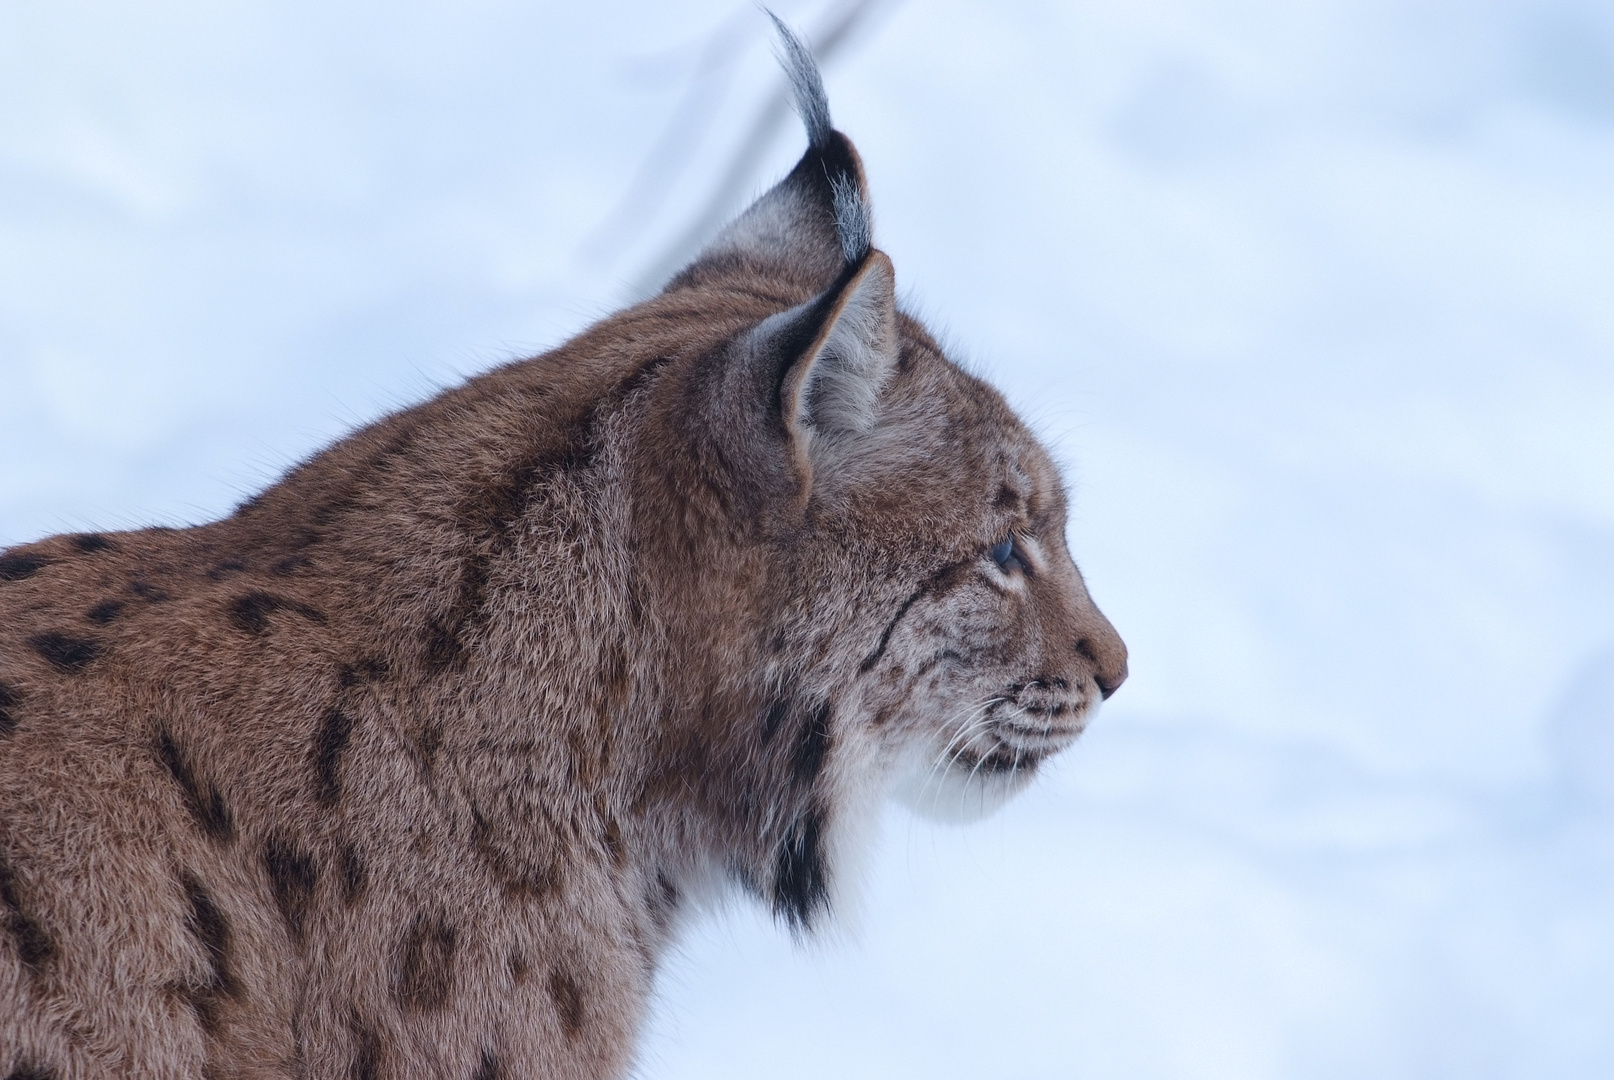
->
[0,22,1126,1080]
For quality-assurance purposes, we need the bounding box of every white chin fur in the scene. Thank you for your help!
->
[889,747,1037,824]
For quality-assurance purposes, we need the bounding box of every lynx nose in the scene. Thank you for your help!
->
[1074,608,1128,700]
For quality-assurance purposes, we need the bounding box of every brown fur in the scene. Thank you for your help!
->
[0,39,1125,1080]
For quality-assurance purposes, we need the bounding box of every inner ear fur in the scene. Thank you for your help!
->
[694,252,898,517]
[778,250,899,489]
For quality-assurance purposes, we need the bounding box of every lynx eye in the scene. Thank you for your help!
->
[990,537,1028,575]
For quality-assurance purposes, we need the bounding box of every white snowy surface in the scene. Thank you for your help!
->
[3,1,1612,1076]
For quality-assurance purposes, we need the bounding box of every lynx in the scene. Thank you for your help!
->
[0,22,1126,1080]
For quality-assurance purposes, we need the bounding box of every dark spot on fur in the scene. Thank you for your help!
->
[470,806,554,899]
[727,859,764,901]
[86,599,124,624]
[471,1049,501,1080]
[337,657,388,688]
[0,553,48,581]
[554,428,594,474]
[155,727,234,843]
[205,559,247,582]
[598,643,631,713]
[0,683,17,737]
[507,949,529,984]
[0,852,55,974]
[762,699,790,741]
[601,819,625,867]
[395,914,457,1012]
[28,632,99,674]
[348,1018,382,1080]
[547,968,586,1039]
[262,838,318,945]
[129,579,171,603]
[271,554,310,576]
[413,720,442,778]
[656,872,679,910]
[648,871,679,933]
[4,1063,58,1080]
[311,705,355,808]
[995,483,1021,510]
[896,336,919,374]
[772,806,829,931]
[422,617,461,670]
[228,591,327,636]
[790,701,832,787]
[70,533,113,554]
[338,845,367,906]
[180,873,238,1032]
[421,552,492,674]
[461,475,536,542]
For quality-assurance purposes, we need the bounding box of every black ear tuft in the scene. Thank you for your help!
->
[768,11,832,150]
[768,12,872,266]
[668,13,874,290]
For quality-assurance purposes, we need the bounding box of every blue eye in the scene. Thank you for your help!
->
[990,538,1026,574]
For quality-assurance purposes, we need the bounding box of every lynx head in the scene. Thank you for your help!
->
[624,19,1125,926]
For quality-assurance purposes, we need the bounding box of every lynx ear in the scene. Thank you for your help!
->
[783,251,897,439]
[686,17,896,497]
[734,249,899,496]
[665,15,873,290]
[707,247,898,505]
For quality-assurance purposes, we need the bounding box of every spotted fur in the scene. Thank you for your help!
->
[0,20,1124,1079]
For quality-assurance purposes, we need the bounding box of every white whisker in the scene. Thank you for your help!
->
[912,694,1001,810]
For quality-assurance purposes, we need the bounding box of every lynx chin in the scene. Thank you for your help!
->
[0,18,1126,1080]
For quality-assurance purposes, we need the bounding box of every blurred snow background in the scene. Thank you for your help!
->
[3,0,1612,1076]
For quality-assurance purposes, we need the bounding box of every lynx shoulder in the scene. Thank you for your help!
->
[0,21,1125,1080]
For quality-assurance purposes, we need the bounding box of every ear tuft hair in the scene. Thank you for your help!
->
[668,13,875,290]
[768,11,832,149]
[768,11,870,265]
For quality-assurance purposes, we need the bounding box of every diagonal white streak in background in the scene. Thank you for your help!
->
[1,1,1612,1077]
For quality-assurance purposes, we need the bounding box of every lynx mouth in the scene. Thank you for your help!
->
[945,711,1087,777]
[951,743,1045,775]
[995,715,1087,751]
[987,692,1092,751]
[950,721,1081,775]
